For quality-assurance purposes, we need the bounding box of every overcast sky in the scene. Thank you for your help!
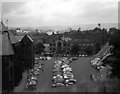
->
[0,0,119,27]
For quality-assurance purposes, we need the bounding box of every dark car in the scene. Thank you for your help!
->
[26,80,37,90]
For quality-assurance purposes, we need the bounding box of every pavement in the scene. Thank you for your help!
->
[14,56,101,92]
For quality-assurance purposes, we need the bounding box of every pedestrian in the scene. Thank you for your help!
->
[90,74,93,80]
[41,68,43,72]
[90,74,94,81]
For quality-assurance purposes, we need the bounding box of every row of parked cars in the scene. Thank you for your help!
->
[54,54,88,57]
[90,54,113,81]
[52,57,77,88]
[93,46,114,70]
[25,61,43,90]
[91,51,112,71]
[90,57,105,71]
[35,56,52,60]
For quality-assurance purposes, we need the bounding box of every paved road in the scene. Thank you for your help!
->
[95,43,111,57]
[70,57,99,92]
[14,57,100,92]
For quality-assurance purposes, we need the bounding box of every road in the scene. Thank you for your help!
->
[14,56,100,92]
[95,43,111,57]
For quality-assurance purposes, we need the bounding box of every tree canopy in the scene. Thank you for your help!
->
[70,44,80,55]
[35,42,45,54]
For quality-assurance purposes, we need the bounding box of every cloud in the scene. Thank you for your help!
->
[81,2,118,24]
[2,2,25,14]
[2,0,118,27]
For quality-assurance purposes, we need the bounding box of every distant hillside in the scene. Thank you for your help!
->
[71,23,118,31]
[10,23,118,32]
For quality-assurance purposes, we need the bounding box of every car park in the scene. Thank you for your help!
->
[52,58,76,87]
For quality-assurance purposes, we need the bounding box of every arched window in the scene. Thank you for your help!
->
[58,42,61,48]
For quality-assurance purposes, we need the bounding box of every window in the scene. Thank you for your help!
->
[53,48,56,51]
[63,43,66,46]
[53,43,56,46]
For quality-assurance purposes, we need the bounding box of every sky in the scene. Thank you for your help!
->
[0,0,119,27]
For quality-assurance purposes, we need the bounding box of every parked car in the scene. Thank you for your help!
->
[64,78,76,86]
[63,72,74,79]
[26,80,37,90]
[61,64,70,69]
[63,67,72,72]
[52,75,64,88]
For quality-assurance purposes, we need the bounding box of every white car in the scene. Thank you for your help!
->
[63,68,72,73]
[35,57,39,60]
[52,82,64,88]
[53,75,63,79]
[61,64,70,69]
[52,75,64,83]
[95,58,100,61]
[63,73,74,79]
[30,76,37,80]
[46,56,51,60]
[52,75,64,88]
[54,64,61,68]
[39,57,47,60]
[91,61,97,65]
[58,61,62,64]
[63,67,72,71]
[91,58,100,65]
[65,78,76,86]
[82,54,85,57]
[54,61,62,65]
[97,66,105,70]
[38,64,42,69]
